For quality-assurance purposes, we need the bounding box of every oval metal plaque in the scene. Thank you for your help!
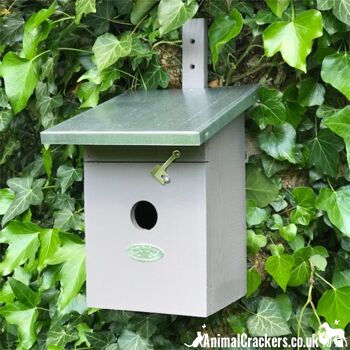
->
[126,243,164,262]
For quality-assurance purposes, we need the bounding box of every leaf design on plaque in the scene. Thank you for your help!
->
[126,244,164,262]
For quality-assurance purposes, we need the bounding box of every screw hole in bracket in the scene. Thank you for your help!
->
[190,38,195,44]
[190,64,195,70]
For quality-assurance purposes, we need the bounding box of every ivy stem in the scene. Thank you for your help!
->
[32,50,51,61]
[326,177,335,192]
[52,16,74,24]
[58,47,92,54]
[37,306,50,312]
[229,62,283,84]
[8,0,16,11]
[297,265,322,349]
[152,40,181,50]
[75,208,85,214]
[315,272,336,290]
[297,282,313,348]
[314,116,318,138]
[115,68,138,80]
[291,0,295,21]
[42,185,55,190]
[239,303,255,315]
[32,47,92,62]
[225,42,261,86]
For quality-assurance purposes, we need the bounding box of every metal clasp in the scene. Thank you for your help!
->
[151,150,181,185]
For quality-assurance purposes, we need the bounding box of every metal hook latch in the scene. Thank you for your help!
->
[151,150,181,185]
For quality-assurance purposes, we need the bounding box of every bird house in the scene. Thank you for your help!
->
[41,19,257,317]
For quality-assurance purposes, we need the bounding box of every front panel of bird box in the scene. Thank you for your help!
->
[84,149,208,316]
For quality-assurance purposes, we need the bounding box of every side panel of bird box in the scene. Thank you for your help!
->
[205,115,246,315]
[84,155,209,316]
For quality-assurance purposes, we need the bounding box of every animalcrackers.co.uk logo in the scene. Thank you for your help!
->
[184,323,348,348]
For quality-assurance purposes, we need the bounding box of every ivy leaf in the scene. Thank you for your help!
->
[57,165,83,194]
[265,253,294,291]
[46,234,86,310]
[0,110,13,132]
[0,304,38,350]
[306,129,343,178]
[129,314,161,339]
[2,177,45,226]
[309,254,327,271]
[92,33,132,71]
[316,186,350,237]
[247,297,291,336]
[46,315,79,347]
[317,286,350,329]
[85,331,117,349]
[324,106,350,170]
[0,221,40,276]
[0,89,10,108]
[317,0,350,25]
[54,208,83,231]
[84,1,117,35]
[246,164,279,207]
[246,200,269,226]
[22,2,55,59]
[118,330,153,350]
[290,187,316,226]
[321,52,350,100]
[251,87,286,129]
[258,123,296,163]
[0,52,39,114]
[130,0,158,25]
[276,294,293,321]
[38,229,61,271]
[158,0,198,36]
[75,0,96,24]
[36,94,63,118]
[322,11,347,35]
[143,62,169,89]
[208,9,243,67]
[247,269,261,298]
[0,188,15,215]
[247,229,267,255]
[333,270,350,288]
[76,82,101,109]
[0,14,24,47]
[263,10,323,72]
[8,278,40,308]
[266,0,291,17]
[297,77,325,107]
[288,248,311,287]
[279,224,297,242]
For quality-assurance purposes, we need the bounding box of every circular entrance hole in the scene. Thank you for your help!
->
[131,201,158,230]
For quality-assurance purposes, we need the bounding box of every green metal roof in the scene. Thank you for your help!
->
[40,85,258,146]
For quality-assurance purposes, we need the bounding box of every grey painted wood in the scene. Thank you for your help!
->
[182,18,208,89]
[205,116,246,314]
[83,115,246,316]
[85,161,208,316]
[84,145,206,162]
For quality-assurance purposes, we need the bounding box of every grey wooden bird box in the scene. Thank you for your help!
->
[41,19,258,317]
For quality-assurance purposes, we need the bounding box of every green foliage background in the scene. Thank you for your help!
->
[0,0,350,348]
